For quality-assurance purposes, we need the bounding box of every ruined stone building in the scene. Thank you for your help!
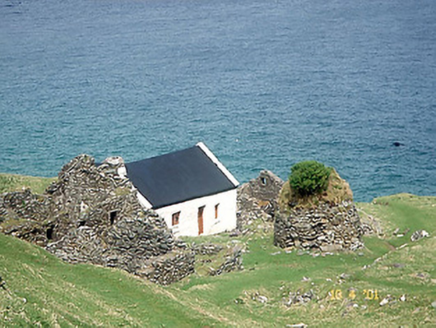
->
[0,143,241,283]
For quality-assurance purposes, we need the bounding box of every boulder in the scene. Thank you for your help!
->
[411,230,430,242]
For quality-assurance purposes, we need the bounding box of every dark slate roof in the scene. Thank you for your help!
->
[125,145,237,209]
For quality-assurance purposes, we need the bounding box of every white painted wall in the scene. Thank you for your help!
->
[155,189,237,237]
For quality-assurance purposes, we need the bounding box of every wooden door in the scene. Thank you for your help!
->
[198,206,205,235]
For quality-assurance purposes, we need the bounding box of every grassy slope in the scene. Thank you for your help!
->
[0,173,55,194]
[0,234,221,327]
[1,175,436,327]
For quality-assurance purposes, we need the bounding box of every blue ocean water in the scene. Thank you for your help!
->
[1,0,435,202]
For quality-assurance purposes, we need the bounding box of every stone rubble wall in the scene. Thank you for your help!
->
[138,252,196,285]
[237,194,270,230]
[190,243,223,255]
[209,246,243,276]
[239,170,284,204]
[274,201,364,252]
[0,154,196,285]
[237,170,284,230]
[0,155,254,284]
[0,189,51,223]
[0,189,53,245]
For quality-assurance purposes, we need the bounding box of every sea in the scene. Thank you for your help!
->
[1,0,435,202]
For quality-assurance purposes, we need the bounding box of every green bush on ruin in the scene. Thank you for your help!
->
[288,161,331,197]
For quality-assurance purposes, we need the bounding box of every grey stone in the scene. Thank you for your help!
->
[274,201,364,252]
[411,230,430,242]
[391,263,405,269]
[190,243,223,255]
[283,290,314,307]
[209,247,243,276]
[237,170,284,230]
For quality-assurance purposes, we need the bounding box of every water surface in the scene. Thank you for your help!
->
[1,0,435,201]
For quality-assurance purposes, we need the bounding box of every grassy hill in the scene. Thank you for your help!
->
[1,174,436,327]
[0,173,55,194]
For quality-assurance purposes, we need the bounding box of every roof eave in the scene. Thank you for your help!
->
[151,185,238,210]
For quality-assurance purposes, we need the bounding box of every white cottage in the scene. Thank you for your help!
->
[125,142,239,237]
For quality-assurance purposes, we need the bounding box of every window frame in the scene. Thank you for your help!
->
[172,211,180,226]
[214,204,219,219]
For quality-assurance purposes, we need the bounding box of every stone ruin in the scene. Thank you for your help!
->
[274,201,364,252]
[274,169,364,252]
[237,170,284,230]
[0,155,194,285]
[236,168,365,252]
[0,156,366,285]
[209,246,244,276]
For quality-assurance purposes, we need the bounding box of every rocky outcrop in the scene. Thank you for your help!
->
[0,154,194,284]
[237,171,284,229]
[283,290,315,307]
[274,201,364,251]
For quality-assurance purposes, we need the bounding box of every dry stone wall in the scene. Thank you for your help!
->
[209,246,243,276]
[0,154,195,285]
[190,243,224,255]
[239,170,284,203]
[138,251,196,285]
[274,201,364,252]
[0,189,51,222]
[237,170,284,230]
[0,189,53,245]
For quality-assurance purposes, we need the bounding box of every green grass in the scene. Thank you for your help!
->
[1,173,436,327]
[0,173,56,194]
[0,233,222,327]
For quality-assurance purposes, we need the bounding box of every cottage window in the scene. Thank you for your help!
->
[172,211,180,226]
[215,204,219,219]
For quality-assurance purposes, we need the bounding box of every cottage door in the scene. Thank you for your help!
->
[198,206,205,235]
